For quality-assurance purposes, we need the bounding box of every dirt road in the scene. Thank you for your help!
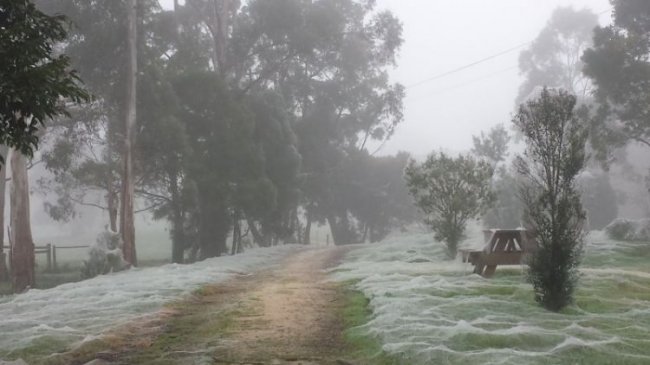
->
[68,246,359,365]
[210,246,352,364]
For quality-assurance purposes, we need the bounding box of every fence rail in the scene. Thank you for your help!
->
[1,244,90,271]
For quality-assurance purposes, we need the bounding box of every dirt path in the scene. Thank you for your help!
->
[211,247,351,364]
[70,246,357,365]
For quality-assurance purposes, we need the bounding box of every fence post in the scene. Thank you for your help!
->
[46,243,52,271]
[52,245,57,272]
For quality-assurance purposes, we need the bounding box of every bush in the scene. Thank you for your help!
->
[605,218,650,241]
[81,229,129,279]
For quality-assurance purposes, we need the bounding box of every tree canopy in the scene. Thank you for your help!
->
[517,6,598,104]
[0,0,88,163]
[405,152,495,258]
[583,0,650,158]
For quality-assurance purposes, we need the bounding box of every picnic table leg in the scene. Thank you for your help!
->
[483,265,497,278]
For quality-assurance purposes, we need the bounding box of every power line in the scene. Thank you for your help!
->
[407,65,519,101]
[405,42,529,89]
[404,7,612,90]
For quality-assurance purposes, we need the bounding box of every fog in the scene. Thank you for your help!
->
[2,0,650,364]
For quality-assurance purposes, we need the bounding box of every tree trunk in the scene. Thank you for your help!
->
[169,172,185,264]
[327,213,356,245]
[304,212,312,245]
[171,210,185,263]
[205,0,238,75]
[361,223,369,243]
[291,207,301,244]
[231,211,241,255]
[10,150,34,293]
[197,198,229,259]
[327,214,339,246]
[0,145,8,282]
[120,0,138,266]
[247,218,268,247]
[106,189,118,232]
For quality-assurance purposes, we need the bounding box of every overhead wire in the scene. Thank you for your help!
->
[405,42,530,89]
[403,7,613,91]
[407,65,519,102]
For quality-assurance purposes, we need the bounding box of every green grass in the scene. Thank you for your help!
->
[123,289,236,364]
[583,240,650,271]
[340,282,404,365]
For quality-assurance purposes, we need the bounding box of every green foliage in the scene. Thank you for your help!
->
[405,152,495,258]
[33,0,410,261]
[514,88,588,312]
[582,0,650,159]
[605,218,650,241]
[471,124,522,229]
[579,170,618,230]
[338,151,417,243]
[232,0,406,245]
[471,124,511,166]
[482,166,524,229]
[0,0,88,163]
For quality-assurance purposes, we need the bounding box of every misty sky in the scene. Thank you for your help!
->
[160,0,611,157]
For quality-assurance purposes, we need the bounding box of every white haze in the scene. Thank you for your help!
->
[160,0,611,157]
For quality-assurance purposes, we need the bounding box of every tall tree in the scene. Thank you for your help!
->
[1,0,87,291]
[240,0,404,244]
[121,0,138,266]
[582,0,650,158]
[9,150,35,292]
[514,88,588,312]
[518,7,598,104]
[339,151,417,243]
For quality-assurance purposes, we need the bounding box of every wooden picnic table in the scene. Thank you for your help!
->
[460,229,537,278]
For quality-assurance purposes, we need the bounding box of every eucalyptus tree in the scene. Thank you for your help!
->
[228,0,405,244]
[340,151,416,243]
[582,0,650,158]
[0,0,88,291]
[517,7,598,104]
[37,1,164,263]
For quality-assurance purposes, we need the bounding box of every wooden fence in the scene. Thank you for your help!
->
[1,244,90,271]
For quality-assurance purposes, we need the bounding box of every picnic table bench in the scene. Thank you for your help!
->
[460,229,537,278]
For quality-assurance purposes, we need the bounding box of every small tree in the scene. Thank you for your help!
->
[405,152,495,258]
[514,88,587,312]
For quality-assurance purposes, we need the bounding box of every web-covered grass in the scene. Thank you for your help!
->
[0,245,300,360]
[331,228,650,365]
